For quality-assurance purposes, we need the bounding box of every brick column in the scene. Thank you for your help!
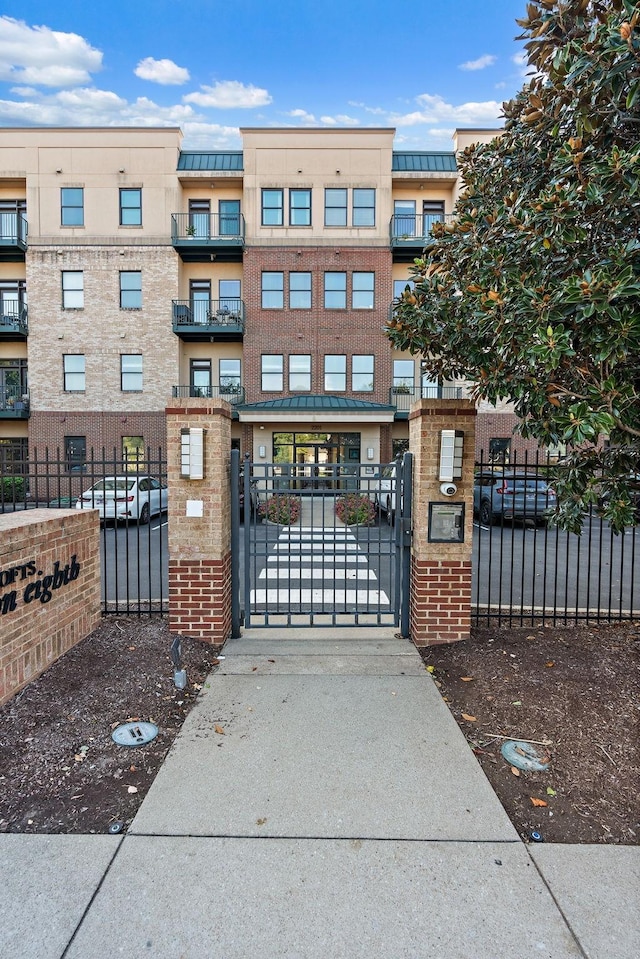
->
[166,400,232,644]
[408,400,476,645]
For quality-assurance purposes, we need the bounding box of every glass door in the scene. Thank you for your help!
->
[190,359,211,398]
[190,280,211,326]
[188,200,210,238]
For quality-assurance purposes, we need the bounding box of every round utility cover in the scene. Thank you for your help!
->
[111,721,158,747]
[501,740,549,772]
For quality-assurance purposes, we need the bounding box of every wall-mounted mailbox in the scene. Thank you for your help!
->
[181,427,205,479]
[428,502,465,543]
[439,429,464,482]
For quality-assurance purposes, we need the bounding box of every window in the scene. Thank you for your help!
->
[122,436,144,470]
[120,188,142,226]
[261,354,283,391]
[393,199,416,237]
[289,189,311,226]
[63,354,85,391]
[220,358,241,394]
[324,272,346,309]
[261,189,283,226]
[219,279,241,314]
[324,188,347,226]
[120,271,142,309]
[60,188,84,227]
[62,271,83,309]
[262,272,284,309]
[423,200,445,233]
[289,354,311,391]
[65,435,86,472]
[324,354,346,391]
[352,355,374,392]
[121,354,143,391]
[289,272,311,309]
[393,279,414,301]
[353,189,375,227]
[0,280,26,318]
[393,359,415,392]
[352,272,375,309]
[219,199,240,236]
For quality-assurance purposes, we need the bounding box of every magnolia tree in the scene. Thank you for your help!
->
[387,0,640,531]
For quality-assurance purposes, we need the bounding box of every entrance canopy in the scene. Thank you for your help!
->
[236,394,396,425]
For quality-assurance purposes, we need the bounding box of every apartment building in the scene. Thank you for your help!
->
[0,124,520,475]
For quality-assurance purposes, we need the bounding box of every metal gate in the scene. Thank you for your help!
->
[231,450,412,632]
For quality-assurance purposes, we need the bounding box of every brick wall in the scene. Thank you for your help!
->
[242,246,394,404]
[0,508,101,705]
[29,410,167,458]
[166,400,233,643]
[408,400,476,645]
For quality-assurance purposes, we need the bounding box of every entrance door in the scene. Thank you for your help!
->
[273,432,360,492]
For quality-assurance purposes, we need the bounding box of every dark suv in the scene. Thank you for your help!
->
[474,471,556,527]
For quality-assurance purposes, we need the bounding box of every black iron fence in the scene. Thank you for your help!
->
[472,451,639,625]
[0,448,168,616]
[3,446,637,626]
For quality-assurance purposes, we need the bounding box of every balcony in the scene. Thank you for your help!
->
[389,385,463,416]
[390,213,454,260]
[171,213,245,262]
[172,299,245,341]
[0,213,28,260]
[0,386,30,418]
[0,303,28,339]
[172,385,245,406]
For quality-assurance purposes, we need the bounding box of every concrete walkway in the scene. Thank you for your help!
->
[1,629,638,958]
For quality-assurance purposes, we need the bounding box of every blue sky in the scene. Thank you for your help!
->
[0,0,530,150]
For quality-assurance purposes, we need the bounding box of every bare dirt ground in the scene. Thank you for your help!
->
[0,617,638,843]
[419,622,640,844]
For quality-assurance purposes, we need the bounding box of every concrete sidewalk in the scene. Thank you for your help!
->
[2,630,638,958]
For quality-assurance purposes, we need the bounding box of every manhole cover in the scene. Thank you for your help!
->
[111,721,158,747]
[500,740,550,772]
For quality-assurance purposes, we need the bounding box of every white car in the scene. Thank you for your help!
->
[75,475,168,524]
[374,462,399,524]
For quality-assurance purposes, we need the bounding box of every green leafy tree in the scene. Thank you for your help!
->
[387,0,640,531]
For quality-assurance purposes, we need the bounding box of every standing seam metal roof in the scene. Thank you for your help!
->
[177,152,244,171]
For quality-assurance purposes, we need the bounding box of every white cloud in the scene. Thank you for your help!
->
[0,16,102,88]
[184,80,271,108]
[390,93,503,128]
[512,51,532,77]
[0,88,197,128]
[135,57,189,86]
[459,54,497,72]
[286,108,317,123]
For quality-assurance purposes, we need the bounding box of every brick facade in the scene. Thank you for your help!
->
[242,246,394,406]
[0,509,101,705]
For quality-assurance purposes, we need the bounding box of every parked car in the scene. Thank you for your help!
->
[75,475,168,524]
[373,461,400,524]
[597,474,640,522]
[474,471,556,526]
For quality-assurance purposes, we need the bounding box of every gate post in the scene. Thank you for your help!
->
[166,398,232,644]
[408,399,476,645]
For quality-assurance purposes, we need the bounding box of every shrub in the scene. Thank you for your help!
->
[0,475,26,500]
[335,492,376,526]
[259,494,300,525]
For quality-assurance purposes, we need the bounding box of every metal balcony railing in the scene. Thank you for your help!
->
[390,213,454,242]
[0,302,28,336]
[172,385,245,405]
[171,212,245,244]
[389,385,463,411]
[0,385,30,417]
[172,299,245,334]
[0,213,28,251]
